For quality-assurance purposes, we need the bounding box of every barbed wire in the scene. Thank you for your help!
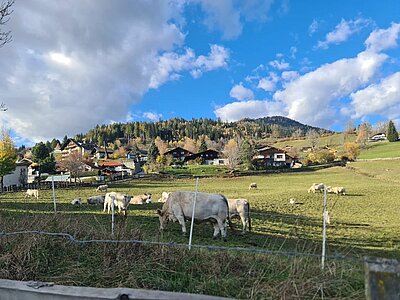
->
[0,230,362,262]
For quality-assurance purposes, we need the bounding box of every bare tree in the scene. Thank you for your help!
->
[224,139,240,171]
[0,0,14,48]
[58,151,85,183]
[306,129,320,150]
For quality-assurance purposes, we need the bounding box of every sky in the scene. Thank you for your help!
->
[1,0,400,145]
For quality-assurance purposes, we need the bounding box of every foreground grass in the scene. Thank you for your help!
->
[1,161,399,298]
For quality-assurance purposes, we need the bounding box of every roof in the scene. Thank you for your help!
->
[16,158,32,166]
[164,147,194,155]
[44,175,70,182]
[256,145,295,159]
[185,149,220,161]
[97,161,125,167]
[60,138,96,151]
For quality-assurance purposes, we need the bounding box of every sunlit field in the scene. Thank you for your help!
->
[1,161,399,298]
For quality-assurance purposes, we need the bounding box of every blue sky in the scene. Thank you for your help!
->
[1,0,400,145]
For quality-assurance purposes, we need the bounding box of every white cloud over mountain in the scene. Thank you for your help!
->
[229,83,254,101]
[215,23,400,127]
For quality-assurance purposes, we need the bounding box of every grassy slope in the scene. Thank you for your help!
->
[272,133,356,149]
[1,161,399,298]
[358,140,400,159]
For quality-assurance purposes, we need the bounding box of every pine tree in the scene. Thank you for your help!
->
[387,120,398,142]
[199,137,207,152]
[147,141,159,163]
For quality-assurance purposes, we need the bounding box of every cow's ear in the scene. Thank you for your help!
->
[156,209,162,215]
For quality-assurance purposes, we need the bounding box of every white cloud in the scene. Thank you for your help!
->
[317,18,371,49]
[281,71,299,82]
[269,59,290,70]
[143,112,163,122]
[290,46,297,59]
[0,1,229,142]
[365,22,400,53]
[214,100,286,122]
[273,51,387,127]
[309,19,320,36]
[229,83,254,101]
[150,44,229,88]
[351,72,400,118]
[257,72,279,92]
[196,0,274,39]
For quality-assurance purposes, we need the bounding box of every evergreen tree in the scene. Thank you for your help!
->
[32,142,56,185]
[240,140,255,170]
[199,137,207,152]
[387,120,398,142]
[147,141,159,163]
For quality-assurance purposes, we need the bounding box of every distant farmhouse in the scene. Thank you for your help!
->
[254,146,296,168]
[369,133,387,142]
[164,147,194,161]
[185,149,227,165]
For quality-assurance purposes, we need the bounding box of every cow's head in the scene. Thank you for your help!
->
[156,209,168,230]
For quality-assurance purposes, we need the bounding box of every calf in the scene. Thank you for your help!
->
[248,182,257,190]
[71,198,82,205]
[308,183,325,193]
[96,184,108,192]
[158,192,171,203]
[130,193,152,204]
[227,198,251,233]
[87,195,105,205]
[25,189,39,199]
[104,192,131,216]
[326,186,346,195]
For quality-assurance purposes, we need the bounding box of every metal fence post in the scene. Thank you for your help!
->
[111,196,115,238]
[188,177,199,250]
[321,185,327,270]
[52,176,56,214]
[365,257,400,299]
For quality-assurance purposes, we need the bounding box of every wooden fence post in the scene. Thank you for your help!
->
[364,256,400,300]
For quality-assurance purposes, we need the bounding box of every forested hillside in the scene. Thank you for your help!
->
[72,116,332,145]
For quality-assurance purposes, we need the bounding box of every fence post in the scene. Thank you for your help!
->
[52,176,56,214]
[188,177,199,250]
[321,185,327,270]
[111,195,115,238]
[364,257,400,299]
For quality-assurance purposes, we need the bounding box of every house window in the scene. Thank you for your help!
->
[181,151,184,154]
[276,154,284,159]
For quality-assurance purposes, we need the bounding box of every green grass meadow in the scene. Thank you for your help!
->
[358,140,400,159]
[1,160,399,298]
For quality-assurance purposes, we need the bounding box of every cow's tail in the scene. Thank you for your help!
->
[220,195,235,234]
[246,201,251,232]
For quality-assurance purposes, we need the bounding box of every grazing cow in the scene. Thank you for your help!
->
[104,192,131,216]
[326,186,346,195]
[308,183,325,193]
[71,198,82,205]
[130,193,152,205]
[158,192,171,203]
[96,184,108,192]
[248,182,257,190]
[25,189,39,199]
[87,195,105,205]
[156,191,234,239]
[227,198,251,233]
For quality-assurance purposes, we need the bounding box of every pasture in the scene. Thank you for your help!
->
[1,161,399,299]
[357,140,400,159]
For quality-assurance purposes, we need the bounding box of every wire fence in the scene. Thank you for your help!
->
[0,230,362,263]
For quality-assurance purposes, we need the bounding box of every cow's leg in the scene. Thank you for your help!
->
[176,215,186,235]
[103,201,107,212]
[217,218,227,240]
[212,222,220,239]
[239,213,247,233]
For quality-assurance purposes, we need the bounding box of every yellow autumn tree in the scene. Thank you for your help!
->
[0,130,17,191]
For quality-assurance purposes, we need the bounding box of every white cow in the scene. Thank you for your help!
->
[104,192,131,216]
[87,195,105,205]
[158,192,171,203]
[25,189,39,199]
[308,183,325,193]
[326,186,346,195]
[156,191,233,239]
[96,184,108,192]
[71,198,82,205]
[248,182,257,190]
[130,193,152,204]
[227,198,251,233]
